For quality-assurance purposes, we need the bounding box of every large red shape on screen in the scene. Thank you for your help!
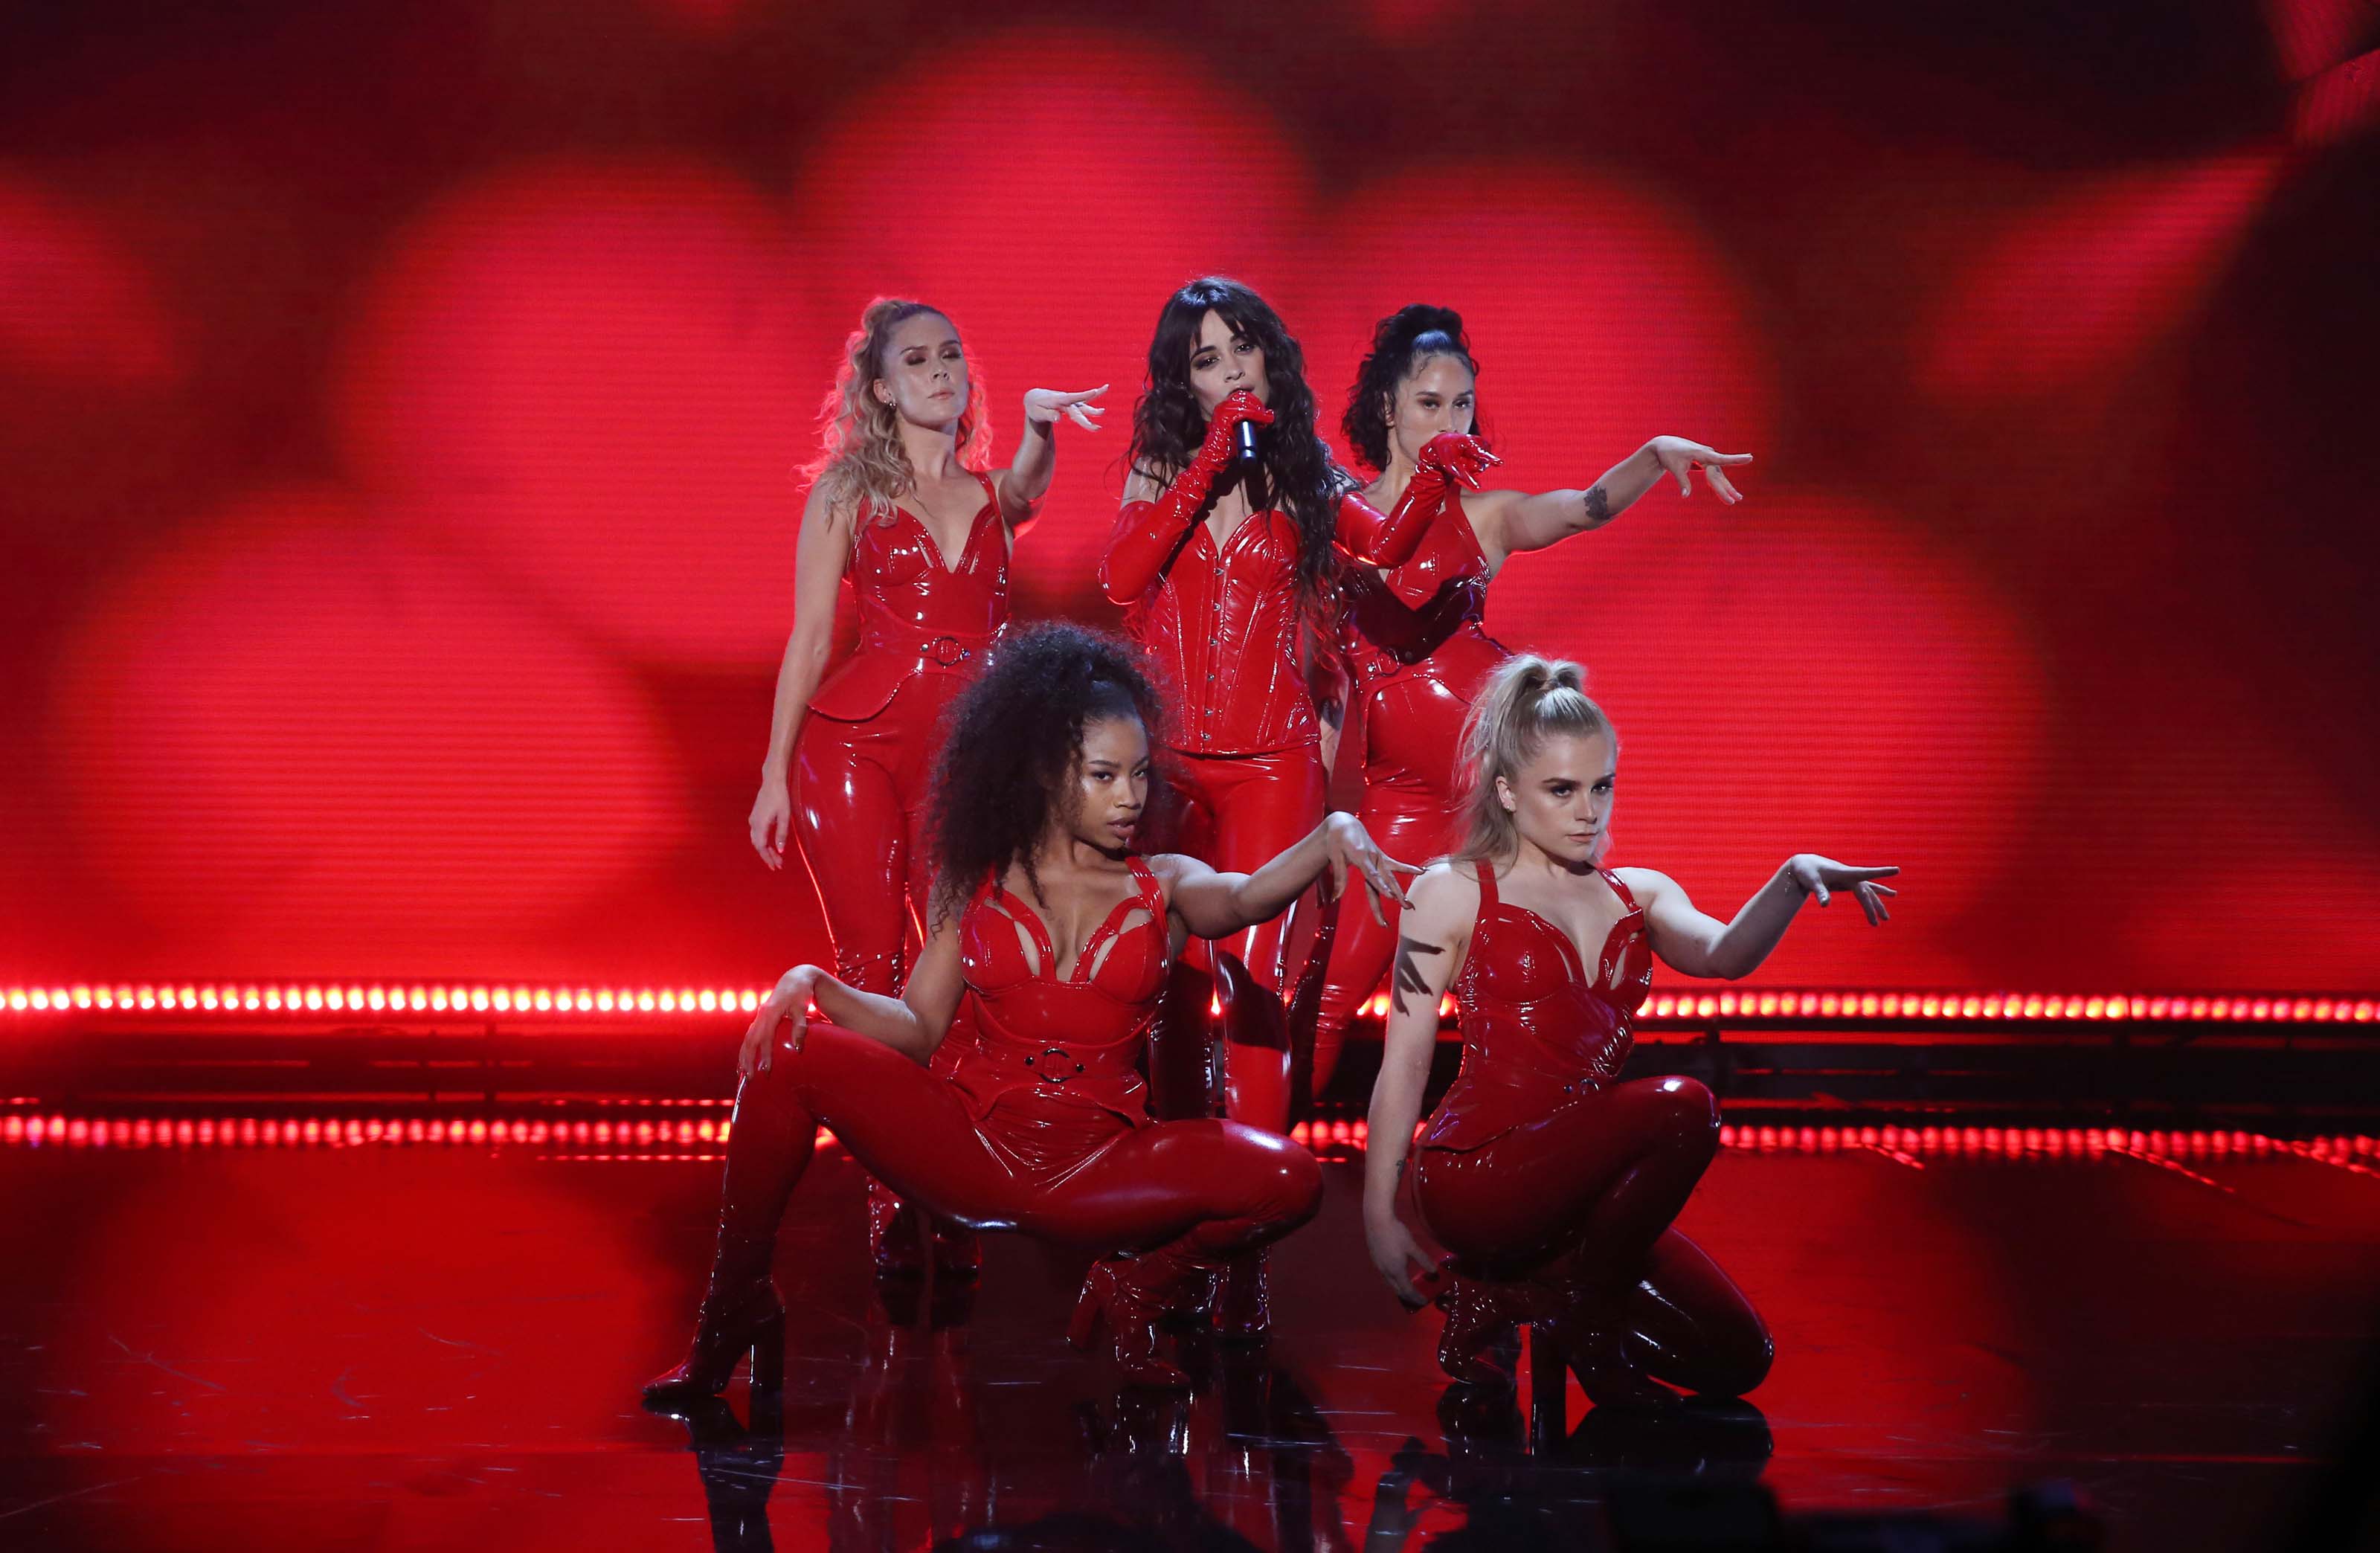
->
[48,489,687,977]
[334,158,828,666]
[785,26,1316,611]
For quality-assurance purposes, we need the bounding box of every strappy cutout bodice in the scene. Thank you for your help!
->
[1456,862,1652,1016]
[950,857,1169,1128]
[1427,862,1652,1142]
[962,858,1168,1021]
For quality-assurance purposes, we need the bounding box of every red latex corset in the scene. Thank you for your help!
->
[952,857,1169,1125]
[1336,481,1507,698]
[1122,509,1317,755]
[1426,864,1654,1151]
[808,473,1009,721]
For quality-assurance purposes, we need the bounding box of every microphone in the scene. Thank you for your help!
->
[1235,416,1261,466]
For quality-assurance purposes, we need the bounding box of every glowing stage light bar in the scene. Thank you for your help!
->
[2,983,768,1018]
[7,1110,2366,1170]
[1349,989,2376,1025]
[2,983,2373,1027]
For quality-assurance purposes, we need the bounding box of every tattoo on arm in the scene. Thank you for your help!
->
[1583,485,1610,526]
[1392,936,1445,1015]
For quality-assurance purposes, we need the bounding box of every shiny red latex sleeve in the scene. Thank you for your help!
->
[1100,392,1274,605]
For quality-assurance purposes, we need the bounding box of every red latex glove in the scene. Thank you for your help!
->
[1101,390,1276,604]
[1337,434,1501,568]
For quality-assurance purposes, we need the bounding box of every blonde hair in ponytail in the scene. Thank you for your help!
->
[1453,655,1614,865]
[803,298,991,516]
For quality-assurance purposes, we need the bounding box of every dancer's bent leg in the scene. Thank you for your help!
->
[1629,1229,1772,1398]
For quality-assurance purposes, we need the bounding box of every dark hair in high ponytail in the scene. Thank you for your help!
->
[1343,303,1485,473]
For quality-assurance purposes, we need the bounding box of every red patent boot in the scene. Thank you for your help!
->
[1209,1248,1272,1343]
[868,1179,926,1279]
[1068,1247,1205,1388]
[643,1234,788,1402]
[1433,1268,1551,1389]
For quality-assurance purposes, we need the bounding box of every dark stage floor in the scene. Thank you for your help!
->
[4,1124,2378,1551]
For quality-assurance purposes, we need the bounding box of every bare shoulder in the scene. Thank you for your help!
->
[1142,851,1212,902]
[1405,860,1482,937]
[1612,865,1684,907]
[800,480,860,533]
[1121,464,1168,504]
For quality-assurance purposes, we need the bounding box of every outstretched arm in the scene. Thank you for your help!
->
[1153,813,1419,940]
[1470,436,1753,563]
[737,916,968,1075]
[997,385,1107,533]
[1621,855,1898,981]
[1363,864,1473,1306]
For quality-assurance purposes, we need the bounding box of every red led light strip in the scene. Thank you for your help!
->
[3,984,2373,1025]
[4,1112,2373,1167]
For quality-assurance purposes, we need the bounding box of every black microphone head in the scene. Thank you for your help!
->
[1235,417,1261,466]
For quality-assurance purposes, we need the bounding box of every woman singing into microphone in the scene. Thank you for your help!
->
[1101,277,1434,1334]
[747,297,1104,1278]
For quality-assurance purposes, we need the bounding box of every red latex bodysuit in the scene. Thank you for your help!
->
[794,472,1008,1272]
[1315,481,1509,1092]
[683,858,1323,1386]
[1410,863,1772,1398]
[796,473,1009,995]
[1101,478,1430,1136]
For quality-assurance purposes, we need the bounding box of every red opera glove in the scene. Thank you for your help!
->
[1417,432,1499,490]
[1337,433,1499,568]
[1101,390,1276,605]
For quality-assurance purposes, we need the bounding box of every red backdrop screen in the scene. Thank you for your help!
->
[2,0,2375,993]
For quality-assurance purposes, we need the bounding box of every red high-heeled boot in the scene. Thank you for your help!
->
[1537,1255,1680,1412]
[1068,1245,1207,1387]
[643,1230,788,1401]
[1432,1267,1554,1389]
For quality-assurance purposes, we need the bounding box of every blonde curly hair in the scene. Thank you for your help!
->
[804,298,993,515]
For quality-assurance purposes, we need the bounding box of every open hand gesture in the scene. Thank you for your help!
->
[1786,855,1900,925]
[1323,814,1424,926]
[1650,436,1753,504]
[1023,385,1107,431]
[739,965,823,1078]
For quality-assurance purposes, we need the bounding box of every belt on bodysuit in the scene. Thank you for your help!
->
[968,1034,1142,1090]
[856,625,1000,675]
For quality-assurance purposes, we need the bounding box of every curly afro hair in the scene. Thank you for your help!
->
[1342,303,1484,474]
[924,623,1166,928]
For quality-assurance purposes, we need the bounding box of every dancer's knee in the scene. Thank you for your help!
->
[1703,1308,1775,1396]
[1644,1076,1721,1154]
[1225,1129,1324,1231]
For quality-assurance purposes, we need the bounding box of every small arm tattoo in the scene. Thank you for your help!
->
[1392,936,1444,1015]
[1583,485,1610,526]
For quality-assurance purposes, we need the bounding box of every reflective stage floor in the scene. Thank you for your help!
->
[4,1122,2377,1550]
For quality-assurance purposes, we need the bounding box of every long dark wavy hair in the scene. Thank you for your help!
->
[1342,303,1487,474]
[1126,276,1345,600]
[925,623,1167,927]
